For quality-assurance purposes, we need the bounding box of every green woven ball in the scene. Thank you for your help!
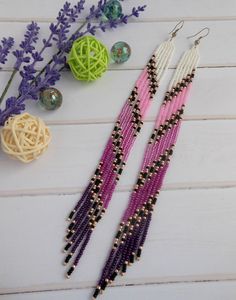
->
[68,36,109,82]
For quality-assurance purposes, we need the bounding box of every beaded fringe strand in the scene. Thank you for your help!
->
[63,40,175,278]
[92,44,200,299]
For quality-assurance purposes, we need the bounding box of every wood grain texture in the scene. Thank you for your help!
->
[1,281,236,300]
[0,0,235,21]
[0,120,236,195]
[0,0,236,299]
[1,67,236,124]
[0,20,234,70]
[1,188,236,293]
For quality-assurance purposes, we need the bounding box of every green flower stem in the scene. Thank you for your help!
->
[0,69,17,105]
[0,21,87,106]
[31,21,87,86]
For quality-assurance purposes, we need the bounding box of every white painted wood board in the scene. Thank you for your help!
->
[0,0,236,299]
[0,0,235,21]
[1,188,236,294]
[1,281,236,300]
[0,21,234,70]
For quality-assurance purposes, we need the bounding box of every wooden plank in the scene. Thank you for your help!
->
[0,0,235,21]
[0,120,236,194]
[1,188,236,293]
[1,67,235,124]
[1,281,236,300]
[0,20,234,71]
[1,1,234,300]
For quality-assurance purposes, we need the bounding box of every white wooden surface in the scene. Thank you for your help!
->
[0,0,236,299]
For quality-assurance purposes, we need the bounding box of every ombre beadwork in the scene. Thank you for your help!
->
[64,39,175,278]
[92,44,200,299]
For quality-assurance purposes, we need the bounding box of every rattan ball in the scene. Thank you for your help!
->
[68,36,109,81]
[0,113,51,163]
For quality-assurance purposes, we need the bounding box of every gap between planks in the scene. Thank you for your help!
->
[1,16,236,23]
[0,105,234,126]
[1,64,236,72]
[1,181,236,198]
[1,275,236,296]
[43,116,236,126]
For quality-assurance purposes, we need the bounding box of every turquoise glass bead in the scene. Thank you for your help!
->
[110,41,131,64]
[39,87,62,110]
[102,0,122,21]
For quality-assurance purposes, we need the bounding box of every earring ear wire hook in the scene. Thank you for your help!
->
[187,27,210,46]
[169,20,184,40]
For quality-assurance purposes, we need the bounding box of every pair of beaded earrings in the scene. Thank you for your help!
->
[63,21,209,298]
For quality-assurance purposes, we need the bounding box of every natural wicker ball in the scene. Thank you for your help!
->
[68,36,109,81]
[0,113,51,163]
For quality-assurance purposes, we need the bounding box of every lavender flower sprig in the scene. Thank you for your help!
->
[0,22,40,105]
[1,1,86,105]
[13,21,40,70]
[84,5,147,36]
[86,0,108,21]
[27,0,86,87]
[22,2,146,90]
[0,0,146,126]
[0,37,14,67]
[52,0,86,51]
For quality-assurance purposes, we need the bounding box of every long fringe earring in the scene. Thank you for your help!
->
[63,21,185,278]
[92,27,209,299]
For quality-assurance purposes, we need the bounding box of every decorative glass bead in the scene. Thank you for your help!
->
[39,87,62,110]
[102,0,122,21]
[110,41,131,64]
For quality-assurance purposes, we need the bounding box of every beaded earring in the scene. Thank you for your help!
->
[63,21,185,278]
[92,27,210,299]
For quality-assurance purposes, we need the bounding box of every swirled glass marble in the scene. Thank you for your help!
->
[102,0,122,21]
[110,41,131,64]
[39,87,62,110]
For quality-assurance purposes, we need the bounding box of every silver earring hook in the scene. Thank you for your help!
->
[187,27,210,46]
[169,20,184,40]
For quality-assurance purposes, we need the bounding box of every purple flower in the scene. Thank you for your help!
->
[13,21,40,70]
[5,97,17,109]
[86,0,107,20]
[72,4,147,41]
[18,2,85,93]
[53,0,86,50]
[0,0,147,126]
[132,5,146,17]
[0,37,14,67]
[20,21,40,53]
